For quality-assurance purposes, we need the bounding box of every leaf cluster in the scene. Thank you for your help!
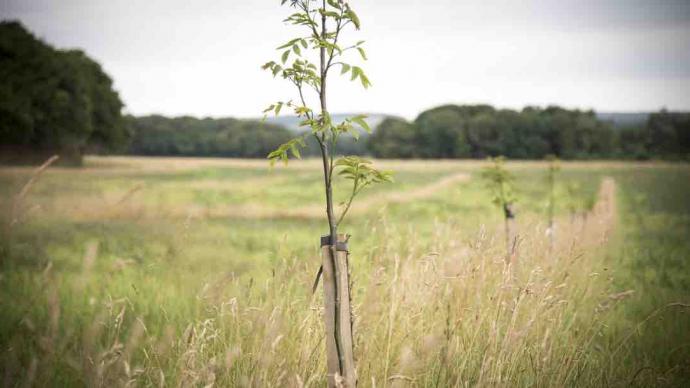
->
[336,156,393,187]
[267,136,307,165]
[545,154,561,174]
[264,1,370,95]
[565,182,596,214]
[335,156,393,226]
[263,0,389,227]
[480,156,516,209]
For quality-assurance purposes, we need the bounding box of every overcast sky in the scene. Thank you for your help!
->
[2,0,689,119]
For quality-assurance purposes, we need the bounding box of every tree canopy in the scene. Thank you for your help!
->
[126,107,690,161]
[0,21,127,165]
[368,105,690,161]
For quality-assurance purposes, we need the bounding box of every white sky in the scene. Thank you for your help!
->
[2,0,690,119]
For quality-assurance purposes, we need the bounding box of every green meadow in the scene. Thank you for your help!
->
[1,157,688,386]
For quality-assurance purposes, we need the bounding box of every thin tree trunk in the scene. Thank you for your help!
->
[547,217,555,258]
[504,203,516,265]
[318,1,356,385]
[321,234,356,387]
[547,174,555,256]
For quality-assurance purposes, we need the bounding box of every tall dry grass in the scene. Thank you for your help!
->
[1,177,646,387]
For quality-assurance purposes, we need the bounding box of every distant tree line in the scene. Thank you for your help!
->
[127,115,291,158]
[368,105,689,160]
[0,21,127,165]
[125,116,369,158]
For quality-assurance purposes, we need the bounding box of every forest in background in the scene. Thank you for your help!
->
[1,21,689,164]
[0,21,127,165]
[369,105,690,160]
[126,115,291,159]
[127,108,690,161]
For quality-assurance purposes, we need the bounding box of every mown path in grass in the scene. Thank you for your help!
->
[195,171,471,220]
[0,161,470,222]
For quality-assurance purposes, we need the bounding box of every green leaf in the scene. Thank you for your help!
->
[281,50,290,64]
[293,44,301,56]
[350,66,360,81]
[290,143,301,159]
[340,63,351,75]
[359,72,371,89]
[327,0,342,10]
[277,38,300,50]
[267,136,307,166]
[351,115,371,133]
[347,9,361,29]
[272,65,282,77]
[294,106,311,117]
[357,47,367,60]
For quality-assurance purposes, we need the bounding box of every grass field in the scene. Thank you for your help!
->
[1,156,689,387]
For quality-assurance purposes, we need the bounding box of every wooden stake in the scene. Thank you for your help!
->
[321,234,356,387]
[503,203,517,265]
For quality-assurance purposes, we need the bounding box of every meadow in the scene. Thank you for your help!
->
[0,156,689,387]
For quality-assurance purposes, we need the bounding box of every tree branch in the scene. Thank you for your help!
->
[336,179,361,228]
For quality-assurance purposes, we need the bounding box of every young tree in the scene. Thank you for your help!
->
[565,182,596,220]
[480,156,517,263]
[564,182,581,223]
[545,155,560,253]
[262,1,391,386]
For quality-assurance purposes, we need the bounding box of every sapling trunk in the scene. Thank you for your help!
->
[481,157,517,266]
[547,177,555,252]
[320,234,356,387]
[545,156,559,256]
[503,203,516,265]
[317,3,355,386]
[319,72,355,388]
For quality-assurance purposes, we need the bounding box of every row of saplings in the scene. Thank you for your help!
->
[263,1,593,385]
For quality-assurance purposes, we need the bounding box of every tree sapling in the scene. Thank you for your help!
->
[480,156,517,264]
[262,1,391,386]
[545,155,560,254]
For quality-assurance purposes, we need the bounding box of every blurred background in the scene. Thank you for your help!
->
[1,0,689,164]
